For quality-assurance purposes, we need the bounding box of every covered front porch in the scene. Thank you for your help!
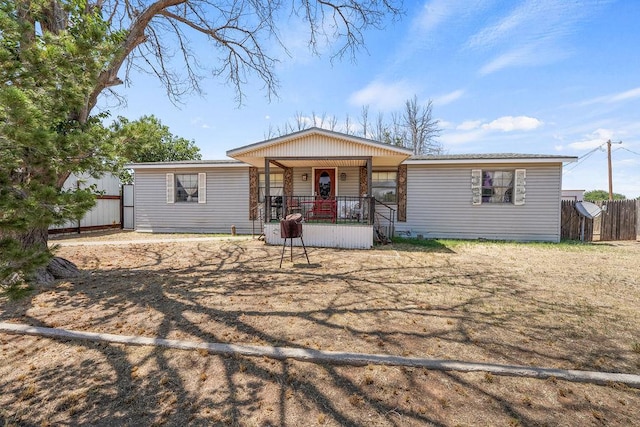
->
[226,128,412,249]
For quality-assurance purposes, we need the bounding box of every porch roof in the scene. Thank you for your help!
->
[226,127,413,168]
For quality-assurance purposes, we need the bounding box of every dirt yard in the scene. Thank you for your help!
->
[1,231,639,426]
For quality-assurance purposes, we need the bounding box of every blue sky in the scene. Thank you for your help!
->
[102,0,640,198]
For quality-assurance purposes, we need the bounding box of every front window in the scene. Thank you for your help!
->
[176,174,198,202]
[259,173,284,202]
[372,171,397,203]
[481,171,513,203]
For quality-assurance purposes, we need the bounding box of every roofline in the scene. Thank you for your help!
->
[404,156,578,165]
[125,161,248,169]
[226,127,414,157]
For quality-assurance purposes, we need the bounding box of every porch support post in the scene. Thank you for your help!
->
[397,164,407,222]
[283,167,293,216]
[366,157,372,196]
[265,158,271,223]
[249,167,258,220]
[367,157,374,224]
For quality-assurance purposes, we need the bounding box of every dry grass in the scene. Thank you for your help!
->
[1,232,639,426]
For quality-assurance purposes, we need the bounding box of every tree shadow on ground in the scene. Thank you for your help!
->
[1,239,639,425]
[383,237,456,254]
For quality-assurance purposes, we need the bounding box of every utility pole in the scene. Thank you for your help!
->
[607,139,623,201]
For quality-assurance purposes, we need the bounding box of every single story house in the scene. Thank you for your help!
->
[127,127,577,247]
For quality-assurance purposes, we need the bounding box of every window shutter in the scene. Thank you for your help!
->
[471,169,482,205]
[514,169,526,205]
[198,172,206,204]
[166,173,175,204]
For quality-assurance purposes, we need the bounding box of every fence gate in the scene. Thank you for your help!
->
[122,184,134,230]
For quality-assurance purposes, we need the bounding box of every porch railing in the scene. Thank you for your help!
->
[266,195,375,225]
[373,200,396,243]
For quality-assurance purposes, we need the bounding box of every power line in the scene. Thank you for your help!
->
[563,144,605,174]
[617,146,640,156]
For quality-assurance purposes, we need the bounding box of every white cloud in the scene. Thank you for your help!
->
[413,0,458,33]
[617,158,640,166]
[348,80,417,111]
[438,119,455,129]
[579,87,640,106]
[481,116,543,132]
[393,0,492,65]
[468,0,610,75]
[434,89,464,106]
[479,46,533,75]
[441,115,543,147]
[190,116,211,129]
[567,128,614,150]
[440,129,485,146]
[568,141,602,150]
[610,87,640,102]
[468,0,603,50]
[457,120,482,131]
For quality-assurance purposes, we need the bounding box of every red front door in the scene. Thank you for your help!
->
[314,169,335,199]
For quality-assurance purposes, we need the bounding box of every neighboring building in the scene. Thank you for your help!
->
[127,128,577,246]
[48,172,122,234]
[561,189,585,202]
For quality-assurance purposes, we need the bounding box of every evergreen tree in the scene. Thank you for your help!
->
[0,0,120,287]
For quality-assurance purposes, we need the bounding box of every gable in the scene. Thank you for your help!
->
[227,128,412,167]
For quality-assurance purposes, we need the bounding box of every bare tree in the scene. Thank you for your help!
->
[390,112,406,147]
[310,111,325,128]
[327,115,339,131]
[264,124,277,139]
[294,111,309,131]
[371,111,387,142]
[344,113,353,135]
[403,96,442,155]
[359,105,370,138]
[269,95,442,153]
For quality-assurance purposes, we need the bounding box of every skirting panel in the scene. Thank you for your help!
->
[264,223,373,249]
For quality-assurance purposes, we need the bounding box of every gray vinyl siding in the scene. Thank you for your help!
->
[292,168,313,196]
[134,167,254,234]
[403,163,563,242]
[337,167,360,196]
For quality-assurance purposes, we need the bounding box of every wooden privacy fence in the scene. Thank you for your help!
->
[597,199,639,241]
[561,201,593,241]
[561,200,638,241]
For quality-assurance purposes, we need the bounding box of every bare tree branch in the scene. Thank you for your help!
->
[403,96,442,155]
[84,0,401,114]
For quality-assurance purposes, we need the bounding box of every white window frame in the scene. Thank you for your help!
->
[472,169,525,206]
[166,172,206,204]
